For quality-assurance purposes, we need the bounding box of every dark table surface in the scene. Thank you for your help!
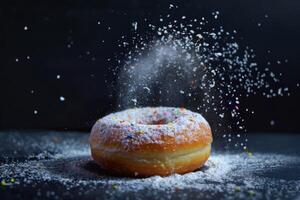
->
[0,131,300,200]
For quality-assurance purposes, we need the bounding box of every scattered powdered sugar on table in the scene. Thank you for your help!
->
[1,132,300,200]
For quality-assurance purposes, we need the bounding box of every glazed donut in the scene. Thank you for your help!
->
[89,107,212,177]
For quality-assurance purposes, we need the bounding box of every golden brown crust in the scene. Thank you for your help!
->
[90,107,213,177]
[91,145,211,177]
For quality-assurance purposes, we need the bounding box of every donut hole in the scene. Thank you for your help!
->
[139,118,169,125]
[148,118,168,125]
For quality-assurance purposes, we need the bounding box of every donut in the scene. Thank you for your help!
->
[89,107,212,177]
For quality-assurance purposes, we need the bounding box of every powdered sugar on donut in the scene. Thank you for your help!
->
[90,107,210,149]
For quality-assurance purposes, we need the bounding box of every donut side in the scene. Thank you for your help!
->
[90,123,212,177]
[90,142,211,177]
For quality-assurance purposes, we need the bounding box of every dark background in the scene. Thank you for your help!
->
[1,0,300,133]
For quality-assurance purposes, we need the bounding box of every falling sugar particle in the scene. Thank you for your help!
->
[132,22,138,31]
[143,87,151,93]
[24,26,28,30]
[270,120,275,126]
[196,34,203,39]
[33,110,38,115]
[59,96,65,102]
[15,58,19,62]
[212,11,220,19]
[56,75,61,79]
[278,88,282,96]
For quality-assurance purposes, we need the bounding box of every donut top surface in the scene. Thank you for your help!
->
[90,107,212,152]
